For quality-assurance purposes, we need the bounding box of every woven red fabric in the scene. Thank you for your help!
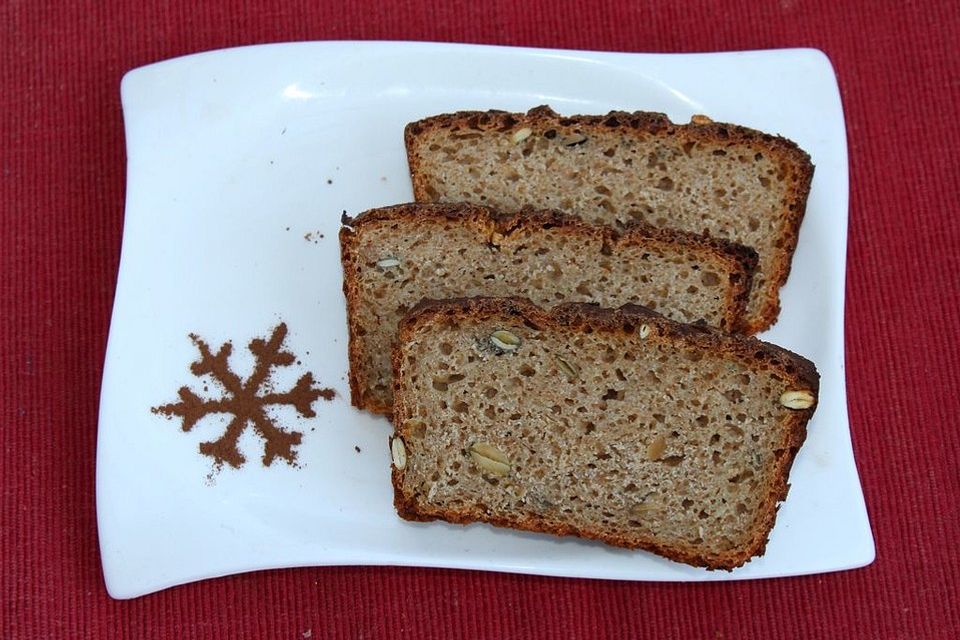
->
[2,1,958,638]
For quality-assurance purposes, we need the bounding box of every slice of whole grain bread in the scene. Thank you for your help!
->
[404,106,814,334]
[340,202,757,414]
[390,297,819,570]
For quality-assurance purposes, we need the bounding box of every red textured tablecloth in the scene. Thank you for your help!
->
[3,1,958,637]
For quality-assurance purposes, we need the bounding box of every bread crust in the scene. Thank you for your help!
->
[340,202,758,413]
[404,106,815,334]
[390,296,819,570]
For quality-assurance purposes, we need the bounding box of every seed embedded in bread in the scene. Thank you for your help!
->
[404,106,815,334]
[555,356,579,381]
[511,127,532,143]
[469,442,512,476]
[646,435,667,461]
[779,389,816,409]
[377,257,401,269]
[390,297,819,570]
[390,437,407,470]
[489,329,521,352]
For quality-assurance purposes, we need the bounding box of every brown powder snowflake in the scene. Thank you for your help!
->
[152,323,332,469]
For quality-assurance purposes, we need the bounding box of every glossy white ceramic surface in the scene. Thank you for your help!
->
[98,41,873,599]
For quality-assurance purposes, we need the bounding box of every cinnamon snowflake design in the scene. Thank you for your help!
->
[153,323,332,469]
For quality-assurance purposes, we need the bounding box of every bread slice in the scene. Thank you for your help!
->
[390,297,819,569]
[404,106,814,334]
[340,202,758,414]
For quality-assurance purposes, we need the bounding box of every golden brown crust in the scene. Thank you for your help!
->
[340,202,759,413]
[340,219,395,415]
[404,106,815,334]
[390,296,819,570]
[338,225,375,413]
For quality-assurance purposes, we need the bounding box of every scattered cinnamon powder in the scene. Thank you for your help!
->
[152,323,333,470]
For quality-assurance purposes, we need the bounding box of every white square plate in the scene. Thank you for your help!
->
[98,41,873,599]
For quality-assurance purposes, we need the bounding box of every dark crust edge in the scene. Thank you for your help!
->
[340,202,759,413]
[403,106,815,334]
[339,224,384,413]
[390,296,819,570]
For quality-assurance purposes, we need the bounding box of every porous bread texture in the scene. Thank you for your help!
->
[340,203,757,414]
[390,297,819,570]
[405,106,814,334]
